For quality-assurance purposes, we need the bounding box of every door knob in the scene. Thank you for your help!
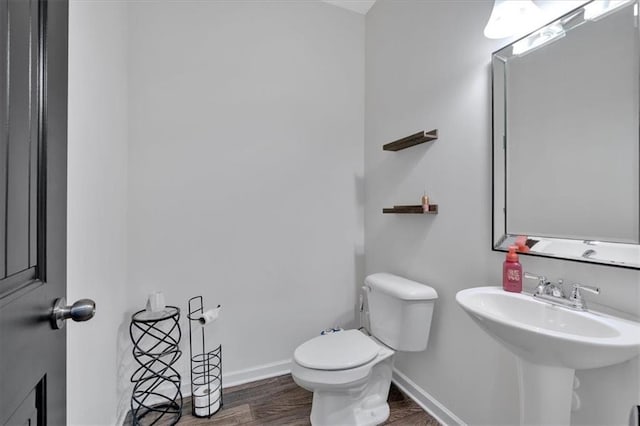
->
[51,297,96,329]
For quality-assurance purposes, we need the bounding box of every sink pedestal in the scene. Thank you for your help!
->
[516,357,574,425]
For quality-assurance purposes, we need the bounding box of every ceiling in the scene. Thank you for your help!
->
[322,0,377,15]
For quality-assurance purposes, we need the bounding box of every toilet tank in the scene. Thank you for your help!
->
[365,273,438,351]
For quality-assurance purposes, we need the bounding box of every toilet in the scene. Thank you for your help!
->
[291,273,438,426]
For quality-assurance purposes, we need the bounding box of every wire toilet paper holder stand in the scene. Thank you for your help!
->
[187,296,223,418]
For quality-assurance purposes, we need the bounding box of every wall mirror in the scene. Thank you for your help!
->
[492,0,640,269]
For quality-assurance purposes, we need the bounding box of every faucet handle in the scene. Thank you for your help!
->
[571,283,600,295]
[524,272,547,284]
[569,284,600,310]
[524,272,548,295]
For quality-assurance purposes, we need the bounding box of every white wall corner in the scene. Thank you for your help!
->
[323,0,376,15]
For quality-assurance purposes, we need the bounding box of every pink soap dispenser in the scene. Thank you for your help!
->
[503,245,522,293]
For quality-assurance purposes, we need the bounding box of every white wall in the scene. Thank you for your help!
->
[67,1,129,425]
[123,0,364,419]
[365,1,640,425]
[68,2,363,423]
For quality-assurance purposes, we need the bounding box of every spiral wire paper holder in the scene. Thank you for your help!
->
[129,307,183,425]
[188,296,223,418]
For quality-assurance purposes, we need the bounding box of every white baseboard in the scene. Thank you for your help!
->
[222,358,292,389]
[180,358,293,399]
[119,361,461,426]
[392,368,466,426]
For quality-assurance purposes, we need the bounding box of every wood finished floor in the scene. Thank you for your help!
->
[171,374,440,425]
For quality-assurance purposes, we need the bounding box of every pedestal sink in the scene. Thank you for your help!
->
[456,286,640,425]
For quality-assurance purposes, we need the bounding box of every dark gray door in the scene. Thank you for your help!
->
[0,0,69,424]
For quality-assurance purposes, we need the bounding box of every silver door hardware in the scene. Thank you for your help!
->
[51,298,96,329]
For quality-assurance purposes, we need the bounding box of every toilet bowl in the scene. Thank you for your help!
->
[291,273,438,426]
[292,330,395,426]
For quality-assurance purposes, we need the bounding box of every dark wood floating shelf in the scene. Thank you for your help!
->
[383,129,438,151]
[383,204,438,214]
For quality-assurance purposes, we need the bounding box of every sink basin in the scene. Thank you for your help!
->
[456,286,640,425]
[456,286,640,369]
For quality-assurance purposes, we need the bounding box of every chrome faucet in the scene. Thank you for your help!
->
[524,273,600,311]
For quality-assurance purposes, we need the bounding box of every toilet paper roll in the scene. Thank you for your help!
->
[197,305,221,326]
[145,291,166,313]
[193,382,221,417]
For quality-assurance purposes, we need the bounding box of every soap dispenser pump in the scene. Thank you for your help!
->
[503,245,522,293]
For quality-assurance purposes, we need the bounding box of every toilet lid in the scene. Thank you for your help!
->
[294,330,380,371]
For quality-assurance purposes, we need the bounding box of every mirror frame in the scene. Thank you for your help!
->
[491,0,640,270]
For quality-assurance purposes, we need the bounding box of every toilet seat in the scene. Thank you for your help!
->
[294,330,380,370]
[292,332,394,393]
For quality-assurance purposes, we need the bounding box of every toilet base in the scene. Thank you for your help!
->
[308,356,393,426]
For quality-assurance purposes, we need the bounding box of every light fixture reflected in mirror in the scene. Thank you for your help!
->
[512,21,566,55]
[484,0,546,39]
